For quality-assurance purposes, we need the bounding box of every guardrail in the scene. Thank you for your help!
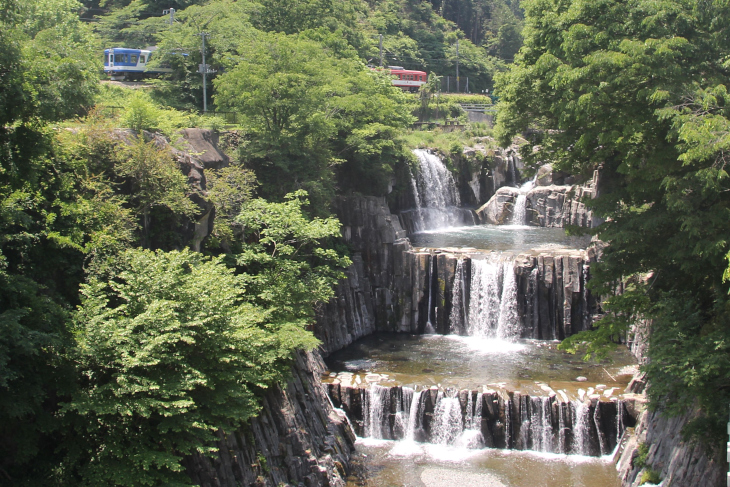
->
[459,103,497,112]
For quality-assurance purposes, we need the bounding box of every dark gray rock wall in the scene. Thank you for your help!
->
[476,182,595,228]
[616,320,725,487]
[183,350,355,487]
[617,407,725,487]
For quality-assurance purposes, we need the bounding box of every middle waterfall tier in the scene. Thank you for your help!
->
[420,250,597,340]
[329,383,635,457]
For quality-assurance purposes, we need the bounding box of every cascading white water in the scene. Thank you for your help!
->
[572,401,591,455]
[467,255,520,340]
[408,166,426,231]
[510,177,536,225]
[405,390,424,442]
[529,397,553,453]
[393,387,414,439]
[448,259,467,334]
[557,401,567,454]
[496,260,520,339]
[409,149,464,231]
[425,256,436,334]
[456,392,485,449]
[431,391,463,445]
[365,384,391,439]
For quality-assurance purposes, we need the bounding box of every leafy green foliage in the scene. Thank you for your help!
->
[65,248,318,486]
[215,32,414,207]
[114,137,198,247]
[235,191,351,325]
[496,0,730,444]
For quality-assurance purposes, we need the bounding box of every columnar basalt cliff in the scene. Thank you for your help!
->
[183,351,354,487]
[615,322,725,487]
[475,180,596,228]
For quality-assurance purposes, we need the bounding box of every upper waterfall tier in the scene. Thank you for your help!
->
[402,149,475,233]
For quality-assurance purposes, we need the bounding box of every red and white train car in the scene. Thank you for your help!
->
[372,66,428,92]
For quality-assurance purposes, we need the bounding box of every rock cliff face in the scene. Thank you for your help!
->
[183,351,354,487]
[616,321,725,487]
[475,180,596,228]
[617,407,725,487]
[165,132,357,487]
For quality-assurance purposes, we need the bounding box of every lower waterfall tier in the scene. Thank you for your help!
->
[329,383,637,458]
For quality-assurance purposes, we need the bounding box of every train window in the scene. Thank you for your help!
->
[140,55,146,63]
[131,55,138,64]
[114,54,123,63]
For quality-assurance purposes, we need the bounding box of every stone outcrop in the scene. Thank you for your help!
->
[315,196,418,354]
[474,186,519,224]
[476,181,595,228]
[183,350,355,487]
[615,319,725,487]
[617,407,725,487]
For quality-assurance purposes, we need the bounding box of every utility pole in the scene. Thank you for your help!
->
[379,34,384,68]
[162,8,175,25]
[198,32,216,113]
[456,39,460,93]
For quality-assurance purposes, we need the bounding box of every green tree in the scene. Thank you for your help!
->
[64,248,318,486]
[215,32,413,207]
[235,191,351,325]
[495,0,730,444]
[114,137,198,248]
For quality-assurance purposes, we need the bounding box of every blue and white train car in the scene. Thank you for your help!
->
[103,48,172,81]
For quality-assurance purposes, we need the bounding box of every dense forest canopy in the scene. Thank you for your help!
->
[496,0,730,444]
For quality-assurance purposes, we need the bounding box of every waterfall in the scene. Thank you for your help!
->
[365,384,391,439]
[408,166,426,231]
[511,194,528,225]
[431,391,463,445]
[572,401,591,455]
[393,387,414,439]
[337,385,625,457]
[557,401,567,454]
[425,256,436,334]
[467,255,520,340]
[448,259,467,334]
[496,260,520,339]
[508,153,517,185]
[408,149,464,231]
[456,392,485,449]
[510,177,536,225]
[529,397,553,452]
[405,390,424,442]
